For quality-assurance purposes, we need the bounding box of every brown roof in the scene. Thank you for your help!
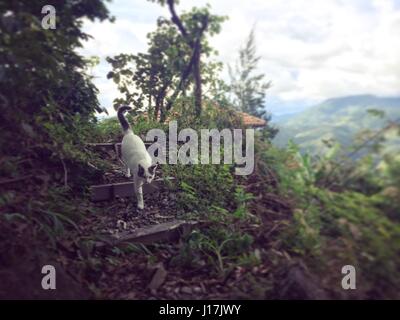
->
[236,111,267,128]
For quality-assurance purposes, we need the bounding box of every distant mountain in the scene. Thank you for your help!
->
[266,95,312,117]
[271,113,298,124]
[273,95,400,156]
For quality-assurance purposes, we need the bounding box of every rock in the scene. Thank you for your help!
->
[147,263,167,291]
[279,261,329,300]
[193,286,202,294]
[199,282,207,293]
[150,289,157,296]
[181,286,192,294]
[169,193,177,200]
[121,291,136,299]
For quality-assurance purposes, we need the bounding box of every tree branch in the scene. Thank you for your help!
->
[161,47,196,121]
[167,0,189,41]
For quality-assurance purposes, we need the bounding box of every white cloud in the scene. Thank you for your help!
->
[79,0,400,116]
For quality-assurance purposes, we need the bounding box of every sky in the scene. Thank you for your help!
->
[79,0,400,117]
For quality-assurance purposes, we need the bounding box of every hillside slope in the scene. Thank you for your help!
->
[273,95,400,155]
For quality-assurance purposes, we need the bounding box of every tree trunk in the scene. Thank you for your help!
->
[193,43,202,117]
[154,101,160,122]
[167,0,208,118]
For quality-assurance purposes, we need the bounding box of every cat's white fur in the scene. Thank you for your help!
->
[118,106,157,210]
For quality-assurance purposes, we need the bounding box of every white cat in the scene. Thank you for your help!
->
[117,105,157,210]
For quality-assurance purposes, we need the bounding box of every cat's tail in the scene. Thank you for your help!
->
[117,105,132,133]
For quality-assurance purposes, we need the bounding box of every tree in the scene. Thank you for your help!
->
[0,0,111,298]
[108,2,226,122]
[165,0,208,118]
[0,0,111,157]
[229,28,271,119]
[228,28,278,139]
[107,16,193,121]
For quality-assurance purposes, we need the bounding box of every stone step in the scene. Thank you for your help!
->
[95,220,197,248]
[90,177,176,202]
